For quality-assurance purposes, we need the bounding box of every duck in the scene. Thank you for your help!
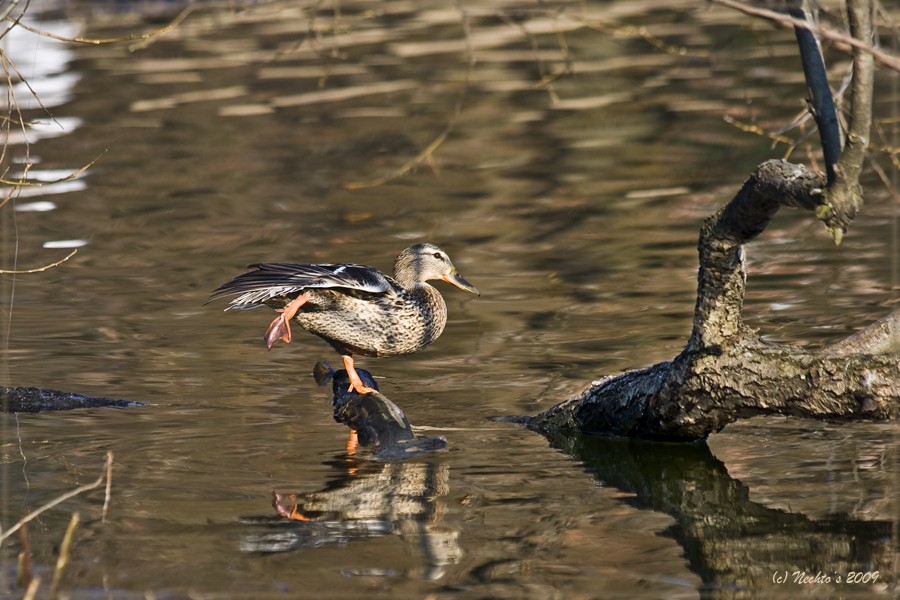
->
[208,243,479,394]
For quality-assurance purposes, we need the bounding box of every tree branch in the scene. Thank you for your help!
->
[712,0,900,72]
[818,0,875,241]
[787,2,841,182]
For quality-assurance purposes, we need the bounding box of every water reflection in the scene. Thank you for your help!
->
[544,431,894,598]
[241,456,460,582]
[1,0,898,598]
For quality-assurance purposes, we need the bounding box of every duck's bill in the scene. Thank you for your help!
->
[443,271,480,296]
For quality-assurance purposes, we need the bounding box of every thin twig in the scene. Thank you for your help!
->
[17,524,33,589]
[0,249,78,275]
[0,152,104,189]
[48,512,80,600]
[723,114,795,146]
[102,452,114,523]
[343,0,474,189]
[21,576,41,600]
[713,0,900,72]
[0,0,33,43]
[8,5,195,48]
[0,452,113,545]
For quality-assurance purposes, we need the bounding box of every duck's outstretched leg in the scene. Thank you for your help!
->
[264,293,309,349]
[341,355,377,395]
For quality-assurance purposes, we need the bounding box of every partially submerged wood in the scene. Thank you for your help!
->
[528,0,898,441]
[528,160,900,441]
[315,361,448,461]
[1,386,141,413]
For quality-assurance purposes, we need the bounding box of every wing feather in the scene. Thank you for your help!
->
[208,262,393,309]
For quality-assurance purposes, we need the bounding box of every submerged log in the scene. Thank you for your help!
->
[1,386,142,413]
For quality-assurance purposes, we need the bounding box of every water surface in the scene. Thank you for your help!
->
[1,1,898,597]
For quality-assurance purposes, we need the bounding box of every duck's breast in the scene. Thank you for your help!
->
[295,285,447,357]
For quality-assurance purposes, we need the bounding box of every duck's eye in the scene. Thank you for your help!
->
[433,252,445,261]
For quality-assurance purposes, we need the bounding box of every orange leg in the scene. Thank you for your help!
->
[342,355,377,395]
[264,293,309,349]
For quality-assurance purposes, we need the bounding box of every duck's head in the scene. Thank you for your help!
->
[394,243,480,295]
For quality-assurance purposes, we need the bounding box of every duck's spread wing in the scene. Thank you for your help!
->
[209,263,393,309]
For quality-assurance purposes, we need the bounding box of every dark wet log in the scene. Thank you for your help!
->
[1,386,142,413]
[527,159,900,440]
[528,0,897,441]
[316,362,447,461]
[529,160,900,440]
[529,333,900,441]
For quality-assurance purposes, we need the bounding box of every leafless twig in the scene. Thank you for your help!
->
[713,0,900,72]
[0,249,78,275]
[0,452,113,545]
[343,0,474,189]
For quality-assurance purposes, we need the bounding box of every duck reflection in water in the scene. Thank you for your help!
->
[240,365,458,580]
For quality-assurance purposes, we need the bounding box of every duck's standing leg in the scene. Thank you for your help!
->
[341,355,378,395]
[264,293,309,349]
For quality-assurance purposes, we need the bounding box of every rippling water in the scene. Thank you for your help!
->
[1,1,898,598]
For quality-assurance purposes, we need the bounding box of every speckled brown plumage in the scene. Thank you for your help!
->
[209,243,479,393]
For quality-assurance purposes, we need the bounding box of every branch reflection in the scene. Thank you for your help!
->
[542,430,894,597]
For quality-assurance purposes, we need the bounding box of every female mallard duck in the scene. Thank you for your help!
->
[209,243,479,394]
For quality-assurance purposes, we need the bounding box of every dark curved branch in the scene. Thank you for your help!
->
[787,2,841,182]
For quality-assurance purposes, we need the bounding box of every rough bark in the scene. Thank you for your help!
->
[528,0,898,441]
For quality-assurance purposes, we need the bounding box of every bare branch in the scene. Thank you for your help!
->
[817,0,876,241]
[0,452,113,545]
[343,0,474,189]
[7,5,195,49]
[0,249,78,275]
[788,3,841,182]
[713,0,900,72]
[0,152,103,189]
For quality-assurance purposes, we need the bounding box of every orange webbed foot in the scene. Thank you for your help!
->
[264,314,291,349]
[263,294,309,349]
